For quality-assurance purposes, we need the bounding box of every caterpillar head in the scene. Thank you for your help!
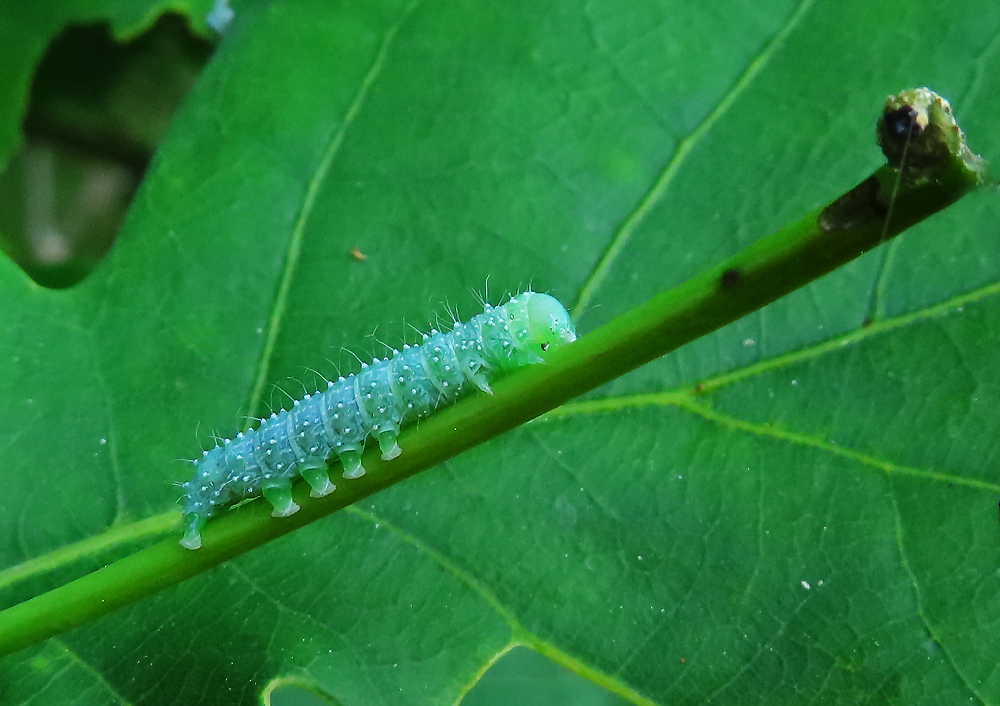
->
[495,292,576,369]
[523,292,576,351]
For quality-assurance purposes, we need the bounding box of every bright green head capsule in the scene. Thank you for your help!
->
[490,292,576,370]
[523,292,576,351]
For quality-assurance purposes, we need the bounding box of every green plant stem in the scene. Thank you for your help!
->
[0,89,985,658]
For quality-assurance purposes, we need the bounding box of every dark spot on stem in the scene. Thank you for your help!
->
[818,175,886,232]
[876,96,938,178]
[720,268,741,289]
[882,105,922,142]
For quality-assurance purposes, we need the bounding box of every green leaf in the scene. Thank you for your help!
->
[2,1,1000,704]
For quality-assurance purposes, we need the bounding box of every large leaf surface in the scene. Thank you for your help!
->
[2,0,1000,704]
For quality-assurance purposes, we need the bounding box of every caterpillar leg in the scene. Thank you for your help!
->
[468,370,492,395]
[262,481,300,517]
[377,430,402,460]
[339,449,365,479]
[180,512,206,550]
[300,466,336,498]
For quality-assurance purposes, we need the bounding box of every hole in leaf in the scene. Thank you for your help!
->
[0,13,213,288]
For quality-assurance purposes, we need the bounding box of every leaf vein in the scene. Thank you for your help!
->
[245,0,423,417]
[886,492,990,704]
[52,637,136,706]
[571,0,818,317]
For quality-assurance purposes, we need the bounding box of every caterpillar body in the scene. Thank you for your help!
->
[180,292,577,549]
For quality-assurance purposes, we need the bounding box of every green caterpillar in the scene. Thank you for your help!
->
[180,292,577,549]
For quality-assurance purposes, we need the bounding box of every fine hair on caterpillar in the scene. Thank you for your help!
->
[179,291,577,549]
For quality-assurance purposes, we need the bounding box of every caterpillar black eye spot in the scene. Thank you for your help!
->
[882,105,922,140]
[540,342,550,351]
